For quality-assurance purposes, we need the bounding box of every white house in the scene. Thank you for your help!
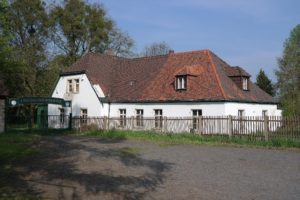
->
[48,49,281,130]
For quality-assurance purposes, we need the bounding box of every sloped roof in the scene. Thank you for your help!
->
[63,50,276,104]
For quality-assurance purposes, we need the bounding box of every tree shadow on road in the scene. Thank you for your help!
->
[1,136,173,199]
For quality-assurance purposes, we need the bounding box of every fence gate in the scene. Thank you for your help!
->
[5,97,71,131]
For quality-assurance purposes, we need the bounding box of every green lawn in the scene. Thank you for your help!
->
[81,129,300,149]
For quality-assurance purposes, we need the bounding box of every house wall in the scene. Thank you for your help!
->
[224,102,281,116]
[49,74,105,117]
[110,102,226,117]
[0,99,5,133]
[110,102,281,118]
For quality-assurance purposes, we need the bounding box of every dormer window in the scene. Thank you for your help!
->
[176,75,187,90]
[242,77,248,91]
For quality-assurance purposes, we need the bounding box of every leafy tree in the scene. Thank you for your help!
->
[100,26,135,57]
[255,69,274,96]
[141,41,172,57]
[276,24,300,116]
[50,0,113,63]
[6,0,49,97]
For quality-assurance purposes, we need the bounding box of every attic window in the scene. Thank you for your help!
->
[176,75,187,90]
[242,77,248,91]
[67,78,80,93]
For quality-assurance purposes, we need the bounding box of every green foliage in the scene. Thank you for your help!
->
[1,0,49,97]
[0,0,134,98]
[100,26,135,57]
[276,24,300,116]
[0,132,40,162]
[50,0,113,62]
[81,129,300,149]
[255,69,275,96]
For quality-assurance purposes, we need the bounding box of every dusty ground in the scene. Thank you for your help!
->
[1,136,300,200]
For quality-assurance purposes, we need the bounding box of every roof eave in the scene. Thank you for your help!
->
[109,99,278,105]
[60,70,86,77]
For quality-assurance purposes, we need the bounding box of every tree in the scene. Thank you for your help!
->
[0,0,11,72]
[50,0,113,63]
[276,24,300,116]
[100,26,135,57]
[6,0,48,96]
[255,69,274,96]
[141,41,172,57]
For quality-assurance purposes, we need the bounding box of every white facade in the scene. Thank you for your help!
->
[48,74,108,117]
[49,74,281,119]
[109,102,281,118]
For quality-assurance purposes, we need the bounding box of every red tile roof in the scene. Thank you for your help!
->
[64,50,275,104]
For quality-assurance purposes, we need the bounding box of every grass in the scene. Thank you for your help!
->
[82,129,300,149]
[0,132,40,162]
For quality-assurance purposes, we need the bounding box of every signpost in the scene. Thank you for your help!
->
[8,97,71,107]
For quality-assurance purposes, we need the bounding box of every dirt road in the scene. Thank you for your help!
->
[2,136,300,199]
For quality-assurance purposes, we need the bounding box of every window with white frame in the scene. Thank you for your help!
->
[176,75,187,90]
[67,78,80,93]
[80,108,88,124]
[154,109,163,128]
[242,77,248,90]
[119,109,126,127]
[192,109,202,129]
[136,109,144,127]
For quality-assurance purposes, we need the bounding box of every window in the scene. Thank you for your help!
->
[68,80,73,93]
[136,109,144,127]
[80,108,88,124]
[154,109,163,128]
[262,110,268,117]
[176,76,187,90]
[75,79,80,92]
[242,77,248,90]
[59,108,65,124]
[192,109,202,129]
[67,79,80,93]
[119,109,126,127]
[238,109,245,118]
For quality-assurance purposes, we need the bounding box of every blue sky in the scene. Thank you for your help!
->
[90,0,299,81]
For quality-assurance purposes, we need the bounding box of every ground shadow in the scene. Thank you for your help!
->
[1,135,173,199]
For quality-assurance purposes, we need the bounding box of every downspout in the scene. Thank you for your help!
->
[107,94,111,129]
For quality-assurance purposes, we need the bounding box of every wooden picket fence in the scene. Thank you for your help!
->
[72,116,300,140]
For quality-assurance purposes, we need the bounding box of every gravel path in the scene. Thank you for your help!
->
[5,136,300,200]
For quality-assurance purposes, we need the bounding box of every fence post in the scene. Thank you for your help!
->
[198,116,203,134]
[103,116,108,130]
[228,115,232,139]
[68,113,72,130]
[264,116,269,141]
[163,116,167,133]
[131,116,134,129]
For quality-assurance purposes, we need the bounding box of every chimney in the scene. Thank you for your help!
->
[168,50,175,54]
